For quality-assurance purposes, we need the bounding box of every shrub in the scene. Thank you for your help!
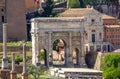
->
[27,64,43,79]
[101,54,120,79]
[40,51,45,60]
[15,56,23,65]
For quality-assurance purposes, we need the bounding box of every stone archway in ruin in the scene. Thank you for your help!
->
[31,18,86,67]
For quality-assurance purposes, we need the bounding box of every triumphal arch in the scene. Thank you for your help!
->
[31,17,86,67]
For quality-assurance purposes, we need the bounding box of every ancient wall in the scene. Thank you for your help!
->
[6,0,27,41]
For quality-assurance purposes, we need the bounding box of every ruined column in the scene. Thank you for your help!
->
[22,42,28,79]
[2,23,8,69]
[0,23,10,79]
[47,32,52,67]
[80,32,87,67]
[10,53,17,79]
[68,32,73,67]
[36,31,40,66]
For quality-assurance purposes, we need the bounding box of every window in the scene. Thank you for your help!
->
[92,34,95,42]
[103,45,106,51]
[1,8,4,12]
[90,46,94,51]
[91,19,95,24]
[91,19,95,22]
[2,16,4,22]
[92,30,95,32]
[99,33,102,39]
[96,45,101,51]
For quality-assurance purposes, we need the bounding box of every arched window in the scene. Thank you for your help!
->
[99,33,102,39]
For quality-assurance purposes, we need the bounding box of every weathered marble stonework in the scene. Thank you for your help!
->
[31,18,85,67]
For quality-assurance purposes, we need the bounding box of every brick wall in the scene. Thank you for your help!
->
[104,26,120,50]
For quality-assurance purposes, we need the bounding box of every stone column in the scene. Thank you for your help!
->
[10,53,17,79]
[22,42,28,79]
[36,31,40,66]
[2,23,8,69]
[68,32,73,67]
[47,32,52,67]
[32,29,40,66]
[80,32,86,67]
[0,24,10,78]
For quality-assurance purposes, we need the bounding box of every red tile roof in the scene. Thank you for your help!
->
[60,8,116,19]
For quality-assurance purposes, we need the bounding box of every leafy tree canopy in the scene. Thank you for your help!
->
[101,54,120,79]
[41,0,55,17]
[68,0,80,8]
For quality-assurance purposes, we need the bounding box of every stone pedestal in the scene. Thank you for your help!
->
[0,69,10,79]
[22,72,28,79]
[10,71,17,79]
[1,57,9,69]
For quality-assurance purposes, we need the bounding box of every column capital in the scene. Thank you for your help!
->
[3,23,8,26]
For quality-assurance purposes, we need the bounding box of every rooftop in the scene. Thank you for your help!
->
[60,8,116,19]
[105,25,120,28]
[59,8,91,17]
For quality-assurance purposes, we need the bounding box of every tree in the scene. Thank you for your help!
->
[79,0,85,8]
[101,54,120,79]
[41,0,54,17]
[27,64,43,79]
[68,0,80,8]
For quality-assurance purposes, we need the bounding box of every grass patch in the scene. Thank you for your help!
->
[0,41,32,46]
[0,51,32,63]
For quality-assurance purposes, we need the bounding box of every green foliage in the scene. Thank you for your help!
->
[27,64,43,79]
[53,39,60,50]
[40,51,45,60]
[83,0,96,7]
[41,0,54,17]
[15,56,23,64]
[101,54,120,79]
[0,41,31,46]
[69,0,80,8]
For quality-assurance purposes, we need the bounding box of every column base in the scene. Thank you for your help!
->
[1,57,9,69]
[22,72,28,79]
[10,71,17,79]
[0,69,10,79]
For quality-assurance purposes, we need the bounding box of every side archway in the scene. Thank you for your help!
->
[72,48,80,67]
[39,49,47,66]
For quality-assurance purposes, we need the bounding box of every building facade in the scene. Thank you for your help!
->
[83,9,111,53]
[60,8,112,53]
[0,0,27,41]
[104,25,120,50]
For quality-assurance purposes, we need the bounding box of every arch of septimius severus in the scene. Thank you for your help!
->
[31,8,112,67]
[31,18,86,67]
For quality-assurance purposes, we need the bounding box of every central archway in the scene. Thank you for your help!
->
[52,39,67,67]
